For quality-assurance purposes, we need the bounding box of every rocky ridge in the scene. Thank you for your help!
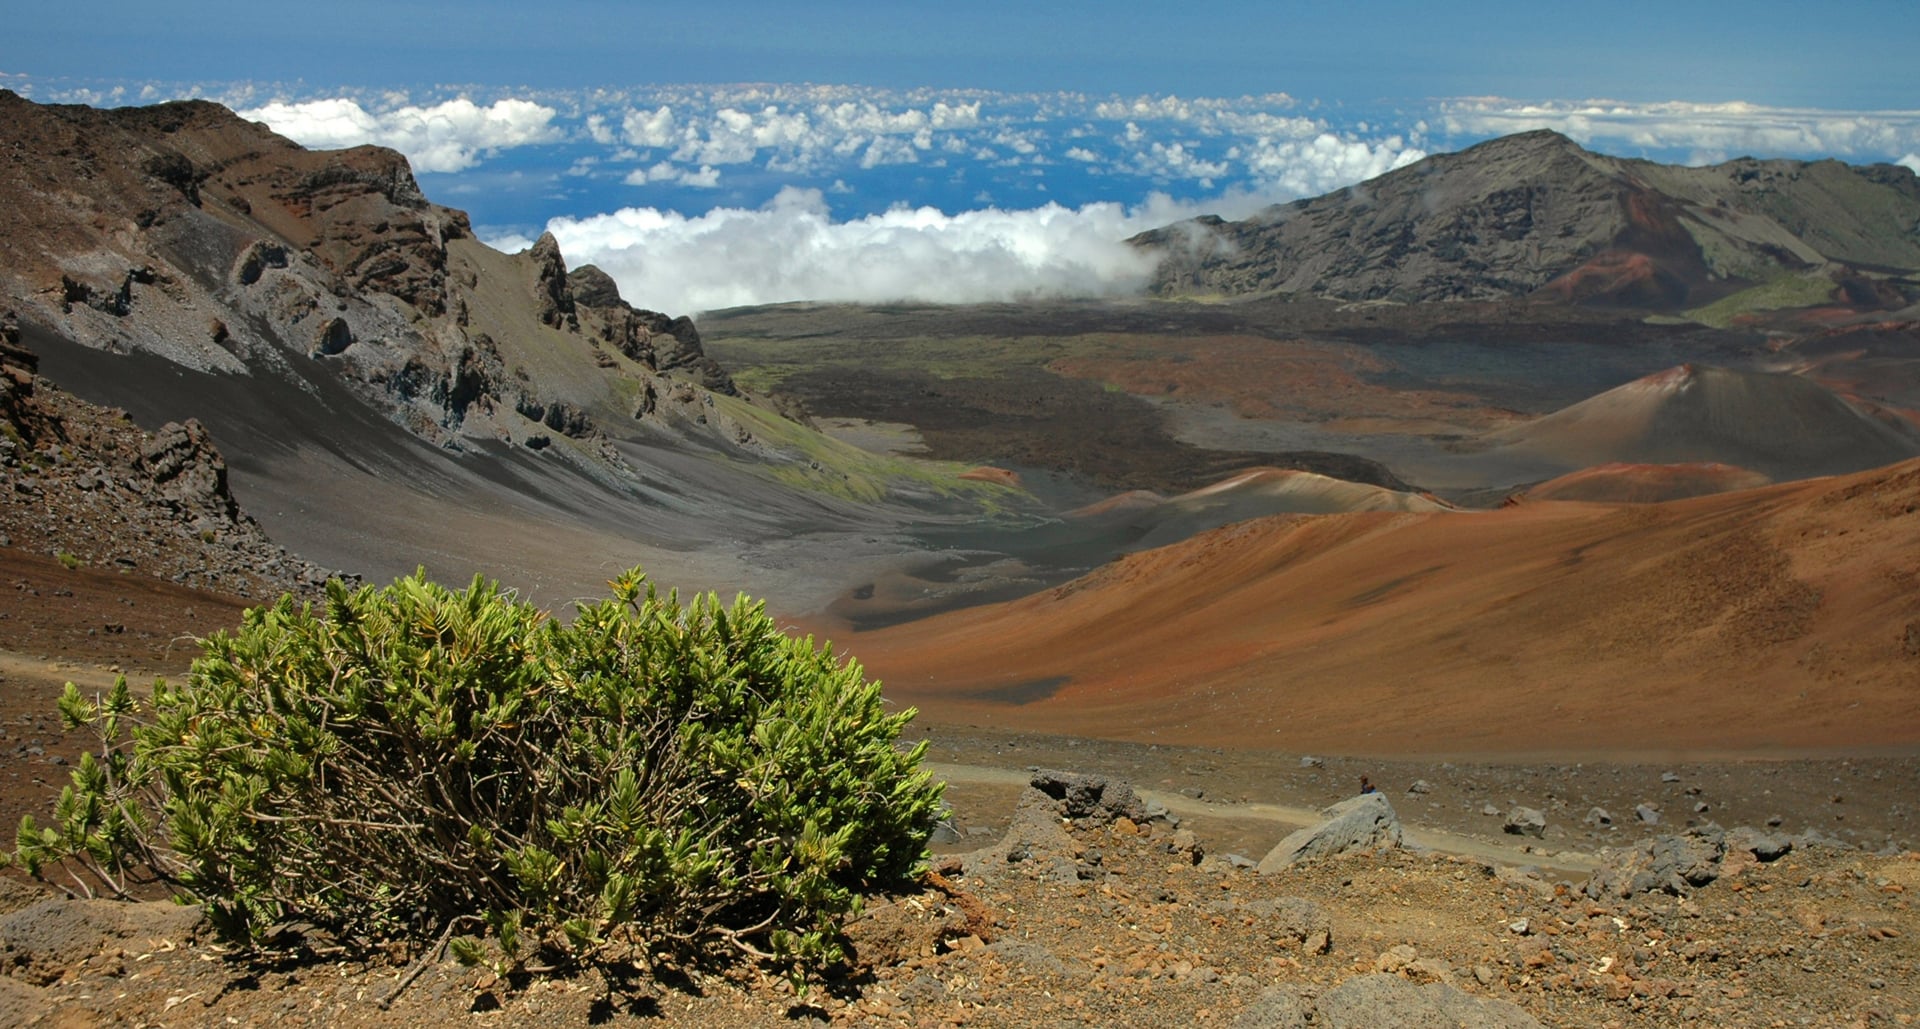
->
[1136,130,1920,309]
[1,311,336,598]
[0,90,753,476]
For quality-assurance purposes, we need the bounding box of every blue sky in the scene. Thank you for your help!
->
[7,2,1920,311]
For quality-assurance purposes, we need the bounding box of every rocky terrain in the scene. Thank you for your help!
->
[1134,129,1920,310]
[1,311,337,598]
[0,89,741,460]
[3,96,1919,1025]
[1,90,1021,610]
[0,763,1914,1027]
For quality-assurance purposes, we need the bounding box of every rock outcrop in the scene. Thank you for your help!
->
[0,89,748,477]
[1258,793,1405,871]
[1584,825,1796,899]
[0,312,342,598]
[0,315,55,456]
[1029,768,1151,823]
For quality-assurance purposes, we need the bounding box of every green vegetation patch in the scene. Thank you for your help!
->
[11,568,943,979]
[716,394,1021,510]
[1685,272,1838,328]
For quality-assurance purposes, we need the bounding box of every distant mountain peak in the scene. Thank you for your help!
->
[1135,130,1920,310]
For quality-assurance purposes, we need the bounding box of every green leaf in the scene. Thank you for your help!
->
[449,935,484,966]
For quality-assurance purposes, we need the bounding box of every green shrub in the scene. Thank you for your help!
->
[14,568,942,974]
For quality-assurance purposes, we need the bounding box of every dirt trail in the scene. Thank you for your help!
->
[928,761,1601,875]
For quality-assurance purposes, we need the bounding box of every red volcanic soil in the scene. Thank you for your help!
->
[0,548,250,669]
[1773,320,1920,412]
[1538,188,1707,308]
[1523,462,1772,503]
[0,547,255,847]
[833,459,1920,759]
[1540,250,1688,308]
[958,466,1022,487]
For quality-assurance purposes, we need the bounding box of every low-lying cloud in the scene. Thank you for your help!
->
[1441,98,1920,164]
[237,97,562,173]
[486,187,1203,314]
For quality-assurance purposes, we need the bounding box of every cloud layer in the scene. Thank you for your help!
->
[490,187,1177,313]
[1441,98,1920,165]
[17,76,1919,312]
[235,97,563,172]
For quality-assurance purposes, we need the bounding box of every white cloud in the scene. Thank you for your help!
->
[1131,141,1229,186]
[1899,154,1920,175]
[622,162,722,188]
[237,97,562,173]
[1238,133,1426,198]
[930,101,982,129]
[488,187,1166,313]
[622,106,677,147]
[1440,98,1920,160]
[859,135,921,169]
[602,97,978,176]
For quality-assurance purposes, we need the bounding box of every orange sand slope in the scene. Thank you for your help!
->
[1067,468,1450,550]
[836,459,1920,759]
[1522,462,1773,504]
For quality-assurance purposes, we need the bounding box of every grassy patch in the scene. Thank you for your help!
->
[713,395,1023,511]
[725,365,793,395]
[1685,272,1837,328]
[705,331,1110,385]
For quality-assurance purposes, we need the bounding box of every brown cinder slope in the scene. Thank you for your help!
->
[1486,363,1920,481]
[840,459,1920,757]
[1522,462,1774,504]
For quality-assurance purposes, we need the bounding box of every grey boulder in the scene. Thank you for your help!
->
[1259,793,1404,872]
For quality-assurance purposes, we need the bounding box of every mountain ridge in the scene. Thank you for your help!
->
[0,90,1023,606]
[0,89,751,467]
[1134,129,1920,309]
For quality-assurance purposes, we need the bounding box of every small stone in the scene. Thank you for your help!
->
[1661,772,1681,783]
[1636,804,1661,825]
[1504,807,1547,839]
[1375,944,1419,973]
